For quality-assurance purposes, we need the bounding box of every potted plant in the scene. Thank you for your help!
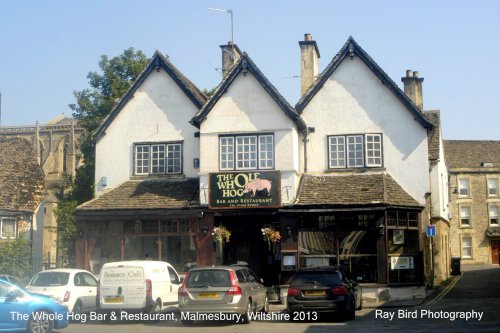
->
[261,227,282,250]
[212,225,231,254]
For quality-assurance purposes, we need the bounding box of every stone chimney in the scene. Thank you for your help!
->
[220,42,241,79]
[401,70,424,110]
[299,33,320,95]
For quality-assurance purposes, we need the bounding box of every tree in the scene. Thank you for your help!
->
[55,48,149,265]
[0,236,31,282]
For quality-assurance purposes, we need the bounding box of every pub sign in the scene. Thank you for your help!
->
[209,171,281,209]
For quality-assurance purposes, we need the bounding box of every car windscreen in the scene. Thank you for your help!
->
[291,271,341,286]
[186,270,231,288]
[30,272,70,287]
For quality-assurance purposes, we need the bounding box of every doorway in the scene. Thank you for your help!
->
[215,214,281,286]
[491,240,500,264]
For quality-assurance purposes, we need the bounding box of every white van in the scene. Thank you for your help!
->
[98,261,182,314]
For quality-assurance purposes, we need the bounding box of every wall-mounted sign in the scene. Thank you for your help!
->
[390,256,414,270]
[209,171,281,209]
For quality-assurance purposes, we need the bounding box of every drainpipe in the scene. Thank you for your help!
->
[303,129,308,173]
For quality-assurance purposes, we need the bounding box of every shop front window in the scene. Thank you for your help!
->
[87,218,198,274]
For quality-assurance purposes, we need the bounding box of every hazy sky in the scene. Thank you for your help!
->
[0,0,499,139]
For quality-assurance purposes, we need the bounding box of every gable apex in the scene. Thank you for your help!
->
[94,51,207,142]
[296,36,433,130]
[191,52,306,131]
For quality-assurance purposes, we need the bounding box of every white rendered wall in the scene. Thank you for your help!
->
[95,69,200,195]
[301,57,430,204]
[199,72,300,205]
[430,139,450,220]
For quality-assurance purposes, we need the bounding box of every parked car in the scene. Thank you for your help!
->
[26,268,98,314]
[178,265,269,325]
[0,274,22,287]
[98,260,181,316]
[286,266,362,320]
[0,278,69,333]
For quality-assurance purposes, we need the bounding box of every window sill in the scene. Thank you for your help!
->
[131,174,185,181]
[325,167,386,173]
[459,226,473,229]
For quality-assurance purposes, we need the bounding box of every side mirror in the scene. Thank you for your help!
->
[260,278,264,284]
[6,290,17,302]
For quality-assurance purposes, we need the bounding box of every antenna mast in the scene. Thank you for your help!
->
[208,7,234,45]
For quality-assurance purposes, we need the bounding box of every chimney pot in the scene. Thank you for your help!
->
[299,34,320,95]
[401,69,424,110]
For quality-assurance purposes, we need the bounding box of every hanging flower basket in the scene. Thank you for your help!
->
[212,225,231,253]
[261,227,282,250]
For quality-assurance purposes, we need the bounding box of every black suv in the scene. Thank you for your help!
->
[286,266,362,320]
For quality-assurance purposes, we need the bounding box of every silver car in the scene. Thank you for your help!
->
[178,266,269,325]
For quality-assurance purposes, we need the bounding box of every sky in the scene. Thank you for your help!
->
[0,0,499,139]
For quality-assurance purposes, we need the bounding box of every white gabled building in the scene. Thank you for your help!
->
[75,36,450,298]
[75,52,208,273]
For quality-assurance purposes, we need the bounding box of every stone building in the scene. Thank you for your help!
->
[445,140,500,264]
[0,137,46,272]
[0,115,83,268]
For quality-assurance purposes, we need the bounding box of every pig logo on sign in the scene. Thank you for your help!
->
[242,178,272,197]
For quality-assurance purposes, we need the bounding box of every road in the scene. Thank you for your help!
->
[57,264,500,333]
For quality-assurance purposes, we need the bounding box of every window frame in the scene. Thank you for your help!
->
[134,141,183,176]
[0,217,17,239]
[218,133,275,171]
[328,133,383,169]
[458,178,470,197]
[487,178,498,197]
[489,205,499,226]
[461,235,472,259]
[459,205,472,227]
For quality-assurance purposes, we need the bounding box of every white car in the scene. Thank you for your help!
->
[26,268,97,314]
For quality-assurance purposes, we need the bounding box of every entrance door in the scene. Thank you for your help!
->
[491,240,500,264]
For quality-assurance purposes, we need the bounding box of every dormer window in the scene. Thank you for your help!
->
[328,134,382,169]
[134,142,182,175]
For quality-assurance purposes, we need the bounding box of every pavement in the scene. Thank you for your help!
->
[268,264,500,313]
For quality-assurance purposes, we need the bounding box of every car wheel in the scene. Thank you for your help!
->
[28,310,54,333]
[261,295,269,314]
[181,319,193,326]
[147,300,162,323]
[241,299,252,324]
[357,295,363,310]
[344,297,355,321]
[72,301,83,321]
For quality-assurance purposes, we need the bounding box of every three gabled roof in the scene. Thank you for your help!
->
[94,51,207,141]
[191,53,307,132]
[296,36,433,130]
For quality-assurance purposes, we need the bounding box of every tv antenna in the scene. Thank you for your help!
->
[208,7,234,45]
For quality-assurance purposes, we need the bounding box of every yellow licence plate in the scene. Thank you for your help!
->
[105,297,124,303]
[198,292,219,299]
[305,290,326,296]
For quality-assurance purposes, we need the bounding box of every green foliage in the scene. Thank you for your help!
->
[70,47,149,135]
[54,48,149,265]
[203,87,217,98]
[55,200,78,267]
[0,236,32,281]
